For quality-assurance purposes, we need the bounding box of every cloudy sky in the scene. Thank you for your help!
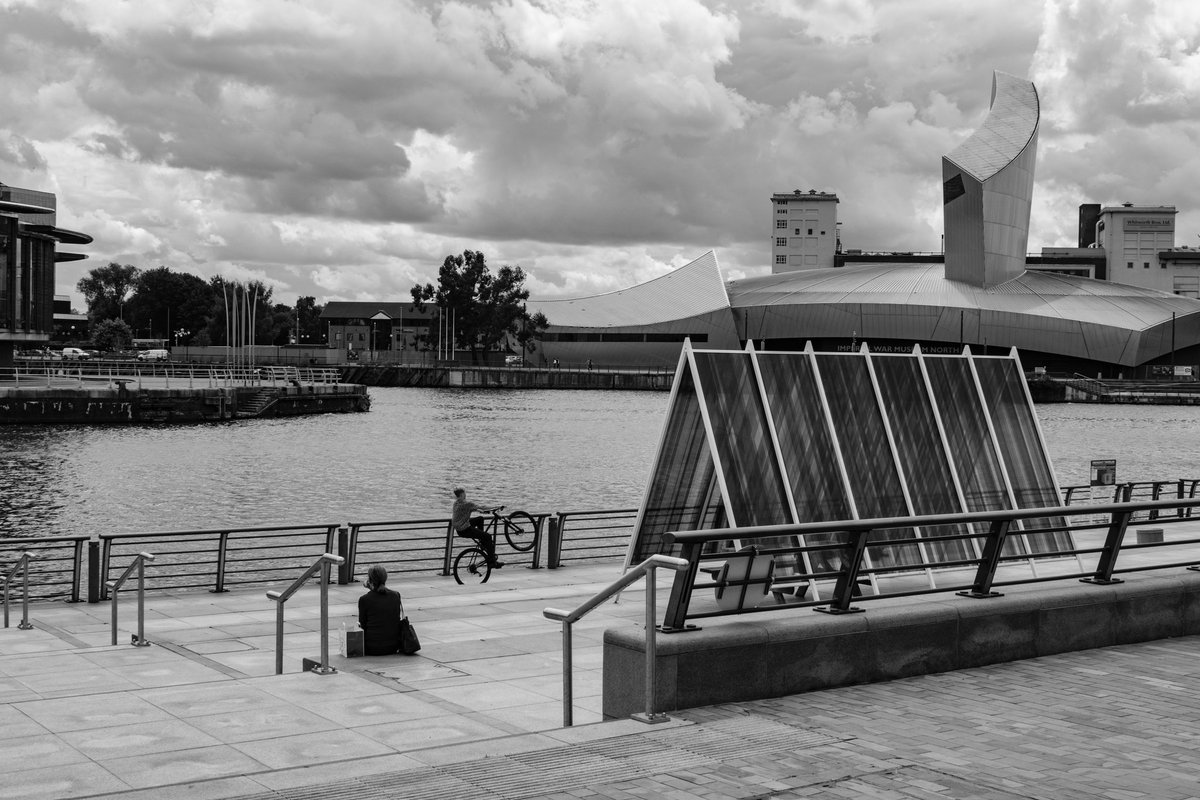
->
[3,0,1199,310]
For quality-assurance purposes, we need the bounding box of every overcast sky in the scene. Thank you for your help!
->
[3,0,1199,310]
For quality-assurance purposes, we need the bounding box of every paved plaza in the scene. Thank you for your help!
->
[1,560,1199,799]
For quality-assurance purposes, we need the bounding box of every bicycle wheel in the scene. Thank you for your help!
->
[453,547,492,585]
[503,510,537,552]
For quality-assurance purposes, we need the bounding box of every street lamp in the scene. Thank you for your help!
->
[174,328,190,348]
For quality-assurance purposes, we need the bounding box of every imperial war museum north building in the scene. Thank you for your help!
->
[522,71,1200,377]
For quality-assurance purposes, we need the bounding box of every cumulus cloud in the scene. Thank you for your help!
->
[0,0,1195,310]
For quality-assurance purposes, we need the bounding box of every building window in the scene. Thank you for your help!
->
[775,255,787,264]
[1144,262,1150,269]
[776,238,787,246]
[794,228,802,235]
[776,207,788,214]
[807,228,813,235]
[776,220,787,229]
[820,231,826,235]
[1162,262,1168,268]
[1127,262,1133,268]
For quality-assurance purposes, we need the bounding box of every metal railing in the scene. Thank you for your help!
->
[552,508,638,567]
[657,495,1200,630]
[98,523,340,599]
[2,362,342,389]
[8,487,1194,605]
[543,554,689,727]
[2,552,35,630]
[107,552,155,646]
[266,553,344,676]
[0,536,88,602]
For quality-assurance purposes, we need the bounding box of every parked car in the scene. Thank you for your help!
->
[137,349,170,362]
[61,347,90,360]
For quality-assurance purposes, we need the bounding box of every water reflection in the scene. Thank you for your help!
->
[0,388,667,537]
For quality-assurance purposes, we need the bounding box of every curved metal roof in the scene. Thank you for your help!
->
[529,250,730,328]
[728,263,1200,329]
[27,224,93,245]
[945,71,1039,181]
[727,262,1200,366]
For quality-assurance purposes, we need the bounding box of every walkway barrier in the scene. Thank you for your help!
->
[266,553,344,676]
[543,554,689,727]
[657,495,1200,630]
[2,552,35,630]
[107,552,155,646]
[0,535,88,602]
[12,487,1197,603]
[98,523,340,599]
[552,508,638,567]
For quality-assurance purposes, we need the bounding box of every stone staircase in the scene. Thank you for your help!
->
[235,388,278,418]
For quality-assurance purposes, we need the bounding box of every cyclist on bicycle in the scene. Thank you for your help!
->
[452,487,504,568]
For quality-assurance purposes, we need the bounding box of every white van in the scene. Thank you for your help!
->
[61,347,90,360]
[137,349,170,362]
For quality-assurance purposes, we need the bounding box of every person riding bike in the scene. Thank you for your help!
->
[452,487,504,568]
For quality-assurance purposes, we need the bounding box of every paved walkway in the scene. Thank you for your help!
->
[2,560,1200,799]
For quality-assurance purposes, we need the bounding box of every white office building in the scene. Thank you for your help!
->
[771,190,839,272]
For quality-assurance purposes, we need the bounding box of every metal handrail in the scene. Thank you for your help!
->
[106,552,155,646]
[2,552,35,630]
[543,554,689,727]
[266,553,344,676]
[658,495,1200,628]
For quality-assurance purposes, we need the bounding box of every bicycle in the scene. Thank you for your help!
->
[452,507,538,585]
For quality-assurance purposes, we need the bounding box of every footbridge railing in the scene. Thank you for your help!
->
[657,495,1200,631]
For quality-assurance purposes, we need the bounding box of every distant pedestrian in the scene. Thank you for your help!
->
[587,359,592,371]
[552,359,559,369]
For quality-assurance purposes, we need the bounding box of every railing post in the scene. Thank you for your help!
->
[273,598,285,676]
[213,531,230,593]
[337,527,350,585]
[71,539,85,603]
[816,530,870,614]
[1150,482,1163,521]
[133,556,151,646]
[957,520,1011,598]
[1081,509,1130,585]
[312,560,336,675]
[560,621,573,727]
[87,540,100,603]
[631,565,669,724]
[660,541,700,632]
[441,521,455,576]
[547,516,563,569]
[3,553,35,630]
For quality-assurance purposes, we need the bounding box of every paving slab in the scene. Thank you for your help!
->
[3,560,1200,799]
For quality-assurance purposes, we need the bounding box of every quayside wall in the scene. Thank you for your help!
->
[0,383,369,423]
[602,571,1200,719]
[338,364,674,391]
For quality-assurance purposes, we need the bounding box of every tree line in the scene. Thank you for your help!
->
[77,250,549,361]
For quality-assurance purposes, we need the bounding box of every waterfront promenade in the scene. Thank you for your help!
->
[3,559,1200,799]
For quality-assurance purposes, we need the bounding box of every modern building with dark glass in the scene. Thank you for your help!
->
[526,71,1200,376]
[0,182,92,366]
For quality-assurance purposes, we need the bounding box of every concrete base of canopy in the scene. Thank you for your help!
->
[602,571,1200,719]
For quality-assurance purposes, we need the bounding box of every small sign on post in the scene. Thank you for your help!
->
[1090,459,1116,487]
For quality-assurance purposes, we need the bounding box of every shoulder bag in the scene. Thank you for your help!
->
[397,595,421,655]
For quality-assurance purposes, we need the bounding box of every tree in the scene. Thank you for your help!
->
[411,250,548,362]
[125,267,216,344]
[91,318,133,353]
[77,262,139,323]
[295,296,324,344]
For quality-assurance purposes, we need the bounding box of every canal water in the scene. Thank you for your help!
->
[2,389,1199,538]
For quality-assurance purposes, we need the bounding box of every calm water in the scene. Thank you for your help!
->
[2,390,1200,537]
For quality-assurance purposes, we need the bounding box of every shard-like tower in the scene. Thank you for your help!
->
[942,71,1040,287]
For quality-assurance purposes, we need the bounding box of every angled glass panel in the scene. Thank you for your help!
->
[816,354,917,568]
[974,357,1072,553]
[632,366,721,562]
[924,356,1011,514]
[872,356,976,563]
[755,353,851,523]
[693,352,790,528]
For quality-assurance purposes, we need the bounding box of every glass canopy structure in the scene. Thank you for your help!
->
[626,342,1071,577]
